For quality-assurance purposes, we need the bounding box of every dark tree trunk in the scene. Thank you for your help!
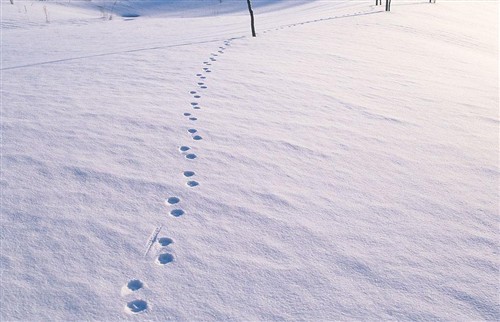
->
[385,0,391,11]
[246,0,256,37]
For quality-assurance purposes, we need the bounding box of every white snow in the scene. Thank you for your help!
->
[1,0,498,320]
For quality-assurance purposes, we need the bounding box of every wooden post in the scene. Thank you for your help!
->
[246,0,256,37]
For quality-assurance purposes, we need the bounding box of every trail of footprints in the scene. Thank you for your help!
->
[119,13,373,312]
[119,13,374,312]
[122,39,234,315]
[262,10,372,34]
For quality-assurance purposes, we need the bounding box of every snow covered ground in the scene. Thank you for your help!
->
[1,0,498,320]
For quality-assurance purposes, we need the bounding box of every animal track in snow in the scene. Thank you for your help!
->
[193,105,201,110]
[170,209,185,217]
[158,237,173,246]
[157,253,174,265]
[125,300,148,314]
[126,279,144,291]
[122,40,239,313]
[121,279,145,296]
[166,197,180,205]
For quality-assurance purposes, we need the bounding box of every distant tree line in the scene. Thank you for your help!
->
[376,0,435,11]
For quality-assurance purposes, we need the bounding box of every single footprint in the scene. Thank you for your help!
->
[200,76,207,80]
[184,112,191,116]
[196,73,202,76]
[200,86,207,89]
[206,70,212,73]
[126,279,144,292]
[203,67,209,71]
[188,129,197,134]
[157,253,174,265]
[179,146,190,152]
[125,300,148,314]
[183,171,195,177]
[198,82,204,85]
[185,153,197,160]
[166,197,180,205]
[191,102,198,106]
[187,181,199,187]
[193,106,201,110]
[194,95,201,98]
[193,135,203,141]
[158,237,173,246]
[190,91,197,94]
[189,117,197,121]
[170,209,185,217]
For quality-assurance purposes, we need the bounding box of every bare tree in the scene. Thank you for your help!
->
[385,0,392,11]
[246,0,256,37]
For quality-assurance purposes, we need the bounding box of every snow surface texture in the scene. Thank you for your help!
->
[1,0,498,320]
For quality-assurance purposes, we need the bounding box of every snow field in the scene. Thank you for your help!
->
[1,0,498,320]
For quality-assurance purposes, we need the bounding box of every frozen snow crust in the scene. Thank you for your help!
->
[1,0,498,320]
